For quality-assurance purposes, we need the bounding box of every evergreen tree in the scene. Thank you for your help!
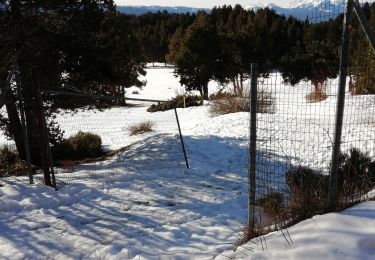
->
[281,20,340,94]
[172,13,221,98]
[0,0,144,168]
[349,2,375,94]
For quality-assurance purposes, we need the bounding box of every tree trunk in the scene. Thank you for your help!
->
[19,66,43,166]
[5,98,26,160]
[235,76,240,96]
[232,77,238,96]
[312,79,323,93]
[202,83,209,100]
[239,73,244,97]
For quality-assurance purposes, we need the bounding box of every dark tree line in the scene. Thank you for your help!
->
[1,1,375,168]
[130,4,375,97]
[166,5,344,98]
[0,0,144,167]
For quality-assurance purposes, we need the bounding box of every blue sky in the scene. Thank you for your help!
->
[113,0,291,8]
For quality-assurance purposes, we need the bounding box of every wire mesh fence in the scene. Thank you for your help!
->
[251,0,375,238]
[43,92,188,186]
[252,68,375,235]
[0,90,188,188]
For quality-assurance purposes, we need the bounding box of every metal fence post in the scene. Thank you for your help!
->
[328,1,354,210]
[174,108,190,169]
[249,63,258,230]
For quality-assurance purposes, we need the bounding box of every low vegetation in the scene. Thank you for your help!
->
[337,148,375,202]
[286,167,328,220]
[241,148,375,245]
[128,121,155,135]
[53,131,103,160]
[147,95,203,112]
[209,90,275,117]
[0,145,24,177]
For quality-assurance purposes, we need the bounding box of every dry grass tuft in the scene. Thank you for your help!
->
[128,121,155,136]
[209,90,275,117]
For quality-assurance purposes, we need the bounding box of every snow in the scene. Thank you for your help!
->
[222,201,375,259]
[0,65,375,259]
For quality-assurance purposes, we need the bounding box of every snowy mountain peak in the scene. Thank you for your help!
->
[290,0,342,8]
[246,0,345,20]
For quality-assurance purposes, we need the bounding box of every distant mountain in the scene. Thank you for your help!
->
[117,6,210,15]
[118,1,346,20]
[247,0,345,21]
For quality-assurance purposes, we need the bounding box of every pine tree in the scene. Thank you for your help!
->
[0,0,144,167]
[172,13,221,98]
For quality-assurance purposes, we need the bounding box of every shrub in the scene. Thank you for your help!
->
[286,167,328,220]
[53,131,103,160]
[0,145,23,177]
[132,90,139,94]
[68,131,102,158]
[285,150,375,219]
[209,90,275,117]
[147,95,203,112]
[337,148,375,200]
[257,192,285,223]
[0,145,18,168]
[128,121,155,136]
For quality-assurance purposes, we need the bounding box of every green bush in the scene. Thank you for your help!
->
[257,192,285,217]
[0,145,18,167]
[338,148,375,198]
[286,167,328,219]
[147,95,203,112]
[285,149,375,217]
[53,131,103,160]
[0,145,20,177]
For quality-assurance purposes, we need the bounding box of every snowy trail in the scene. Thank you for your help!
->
[1,66,375,259]
[0,132,250,259]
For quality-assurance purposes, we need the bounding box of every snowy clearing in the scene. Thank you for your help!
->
[0,65,375,259]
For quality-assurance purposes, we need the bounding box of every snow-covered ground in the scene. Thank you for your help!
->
[0,65,375,259]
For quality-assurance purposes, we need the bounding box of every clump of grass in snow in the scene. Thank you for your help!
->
[209,90,275,117]
[128,121,155,135]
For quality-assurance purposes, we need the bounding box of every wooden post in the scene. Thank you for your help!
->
[31,67,52,187]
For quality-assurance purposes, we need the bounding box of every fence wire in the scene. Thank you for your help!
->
[45,93,187,186]
[252,0,375,237]
[254,70,338,231]
[0,92,188,187]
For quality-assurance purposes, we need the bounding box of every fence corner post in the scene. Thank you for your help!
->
[249,63,258,231]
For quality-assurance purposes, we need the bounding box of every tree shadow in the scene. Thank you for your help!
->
[0,133,293,258]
